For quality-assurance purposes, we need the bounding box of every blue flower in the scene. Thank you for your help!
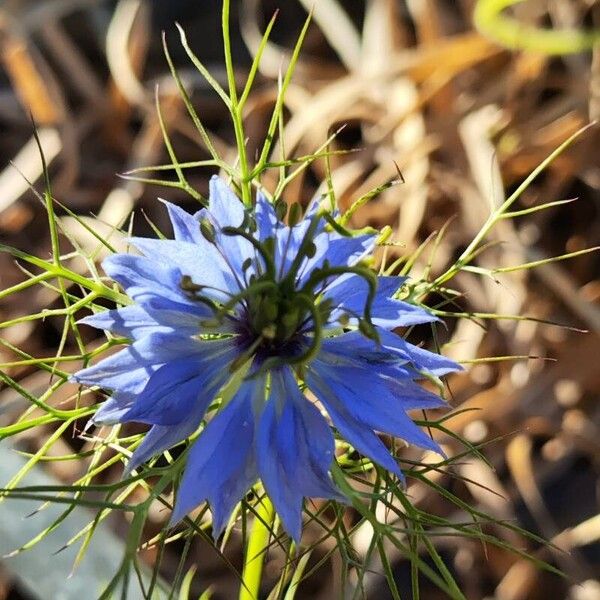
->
[73,176,460,542]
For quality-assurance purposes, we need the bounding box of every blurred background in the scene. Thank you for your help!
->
[0,1,598,598]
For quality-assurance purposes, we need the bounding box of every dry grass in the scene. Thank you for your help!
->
[0,1,598,599]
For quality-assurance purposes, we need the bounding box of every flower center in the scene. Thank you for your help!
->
[179,208,381,371]
[247,286,302,347]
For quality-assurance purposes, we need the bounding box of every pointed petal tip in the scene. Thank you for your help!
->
[167,503,187,529]
[123,457,141,479]
[208,174,229,196]
[290,528,302,545]
[209,506,231,540]
[75,313,95,327]
[386,459,405,481]
[169,499,230,540]
[275,508,302,545]
[81,418,96,436]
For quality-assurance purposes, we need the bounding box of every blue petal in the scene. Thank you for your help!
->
[72,350,158,395]
[306,369,404,479]
[374,328,462,376]
[273,222,310,278]
[79,306,157,338]
[170,377,264,534]
[318,329,461,378]
[102,253,182,297]
[255,192,278,242]
[272,206,328,280]
[78,305,195,339]
[310,360,444,454]
[194,178,257,277]
[323,275,438,329]
[297,233,377,287]
[72,333,216,394]
[303,194,332,221]
[122,340,240,474]
[314,340,449,411]
[79,303,233,342]
[205,175,245,229]
[257,368,344,542]
[162,200,204,244]
[126,413,203,474]
[123,340,239,426]
[101,254,220,317]
[127,238,234,299]
[317,332,413,380]
[92,394,135,424]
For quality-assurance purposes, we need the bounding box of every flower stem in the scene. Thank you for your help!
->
[239,497,275,600]
[222,0,252,207]
[474,0,600,55]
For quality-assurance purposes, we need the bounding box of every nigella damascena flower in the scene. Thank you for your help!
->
[73,176,460,541]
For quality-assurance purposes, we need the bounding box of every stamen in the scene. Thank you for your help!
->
[215,280,279,323]
[198,214,247,292]
[302,264,380,342]
[282,213,323,285]
[221,226,276,278]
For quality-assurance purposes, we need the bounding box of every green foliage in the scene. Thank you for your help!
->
[0,0,595,598]
[474,0,600,55]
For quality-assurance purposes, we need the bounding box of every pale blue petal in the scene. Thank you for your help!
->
[127,238,233,298]
[161,199,203,244]
[318,329,461,377]
[374,328,462,376]
[72,349,158,395]
[206,175,245,229]
[200,179,258,276]
[323,275,438,329]
[255,192,278,242]
[78,305,194,339]
[312,352,447,411]
[316,332,413,381]
[92,394,135,425]
[297,233,375,285]
[72,333,216,393]
[257,399,302,541]
[273,222,307,278]
[102,254,220,317]
[273,209,327,280]
[102,254,182,299]
[79,306,158,338]
[313,362,443,453]
[79,303,233,341]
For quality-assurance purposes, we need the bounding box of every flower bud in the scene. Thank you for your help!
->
[359,319,380,343]
[288,202,303,227]
[200,218,216,243]
[180,275,203,293]
[275,199,288,221]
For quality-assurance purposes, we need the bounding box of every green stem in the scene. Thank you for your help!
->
[0,243,129,304]
[426,124,593,290]
[222,0,252,207]
[239,497,276,600]
[474,0,600,55]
